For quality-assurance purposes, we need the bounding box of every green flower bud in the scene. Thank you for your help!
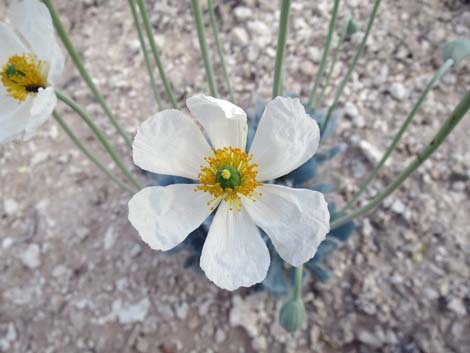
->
[442,40,470,66]
[346,18,359,36]
[279,298,305,332]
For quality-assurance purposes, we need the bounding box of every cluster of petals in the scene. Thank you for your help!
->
[129,95,330,290]
[0,0,63,143]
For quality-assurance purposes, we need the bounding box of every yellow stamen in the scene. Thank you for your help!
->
[221,169,231,180]
[1,54,47,102]
[196,147,263,211]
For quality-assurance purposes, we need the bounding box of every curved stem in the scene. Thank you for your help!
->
[332,90,470,229]
[294,266,303,300]
[128,0,163,110]
[343,58,455,210]
[42,0,133,148]
[307,0,341,107]
[208,0,235,102]
[315,17,350,108]
[191,0,219,97]
[53,111,134,194]
[136,0,178,108]
[272,0,291,98]
[322,0,382,133]
[56,90,143,190]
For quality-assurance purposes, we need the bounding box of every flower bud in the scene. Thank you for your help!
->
[442,40,470,66]
[346,18,360,36]
[279,298,305,332]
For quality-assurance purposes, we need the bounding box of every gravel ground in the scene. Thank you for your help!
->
[0,0,469,352]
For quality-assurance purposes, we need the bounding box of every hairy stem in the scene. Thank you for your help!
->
[136,0,178,108]
[56,90,143,190]
[343,58,455,210]
[53,111,135,194]
[332,90,470,229]
[42,0,133,148]
[191,0,219,97]
[207,0,235,102]
[128,0,163,110]
[272,0,291,98]
[322,0,382,132]
[315,17,350,108]
[307,0,341,107]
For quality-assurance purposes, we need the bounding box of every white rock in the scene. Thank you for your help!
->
[175,302,189,320]
[104,226,118,250]
[18,244,41,269]
[215,328,226,343]
[357,330,383,348]
[391,199,406,214]
[234,6,252,21]
[358,140,390,166]
[232,27,249,46]
[3,198,19,216]
[0,323,17,351]
[447,298,467,316]
[344,102,366,128]
[2,238,14,250]
[389,82,408,101]
[112,298,151,324]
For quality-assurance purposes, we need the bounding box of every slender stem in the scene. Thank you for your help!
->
[128,0,163,110]
[332,90,470,229]
[42,0,133,148]
[343,58,455,210]
[53,112,134,194]
[136,0,178,108]
[56,90,143,190]
[307,0,341,107]
[207,0,235,102]
[315,17,350,108]
[191,0,219,97]
[322,0,382,132]
[272,0,291,98]
[294,266,303,300]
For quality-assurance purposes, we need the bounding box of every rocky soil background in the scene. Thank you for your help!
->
[0,0,469,352]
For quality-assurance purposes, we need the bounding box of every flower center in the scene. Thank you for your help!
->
[1,54,47,102]
[196,147,262,211]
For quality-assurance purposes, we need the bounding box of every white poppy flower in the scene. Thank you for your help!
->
[0,0,64,143]
[129,95,330,290]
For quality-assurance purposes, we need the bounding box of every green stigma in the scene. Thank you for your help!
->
[216,165,241,189]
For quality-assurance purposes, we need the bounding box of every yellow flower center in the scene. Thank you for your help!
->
[196,146,263,211]
[1,54,47,102]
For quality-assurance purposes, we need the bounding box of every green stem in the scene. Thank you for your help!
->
[322,0,382,132]
[294,266,303,300]
[307,0,341,107]
[56,90,143,190]
[136,0,178,108]
[42,0,133,148]
[191,0,219,97]
[272,0,291,98]
[332,90,470,229]
[128,0,163,110]
[315,17,350,108]
[207,0,235,102]
[343,58,455,210]
[53,111,134,194]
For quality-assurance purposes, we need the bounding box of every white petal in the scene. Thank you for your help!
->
[0,77,24,117]
[0,22,27,64]
[0,98,33,143]
[249,97,320,181]
[22,87,56,139]
[200,201,270,290]
[128,184,215,251]
[133,109,212,179]
[186,94,248,150]
[8,0,64,84]
[241,184,330,267]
